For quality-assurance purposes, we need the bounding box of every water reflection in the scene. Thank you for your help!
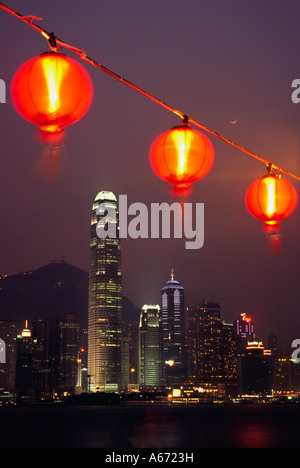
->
[127,407,183,448]
[237,422,276,448]
[0,403,300,448]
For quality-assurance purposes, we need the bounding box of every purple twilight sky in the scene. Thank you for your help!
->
[1,0,300,350]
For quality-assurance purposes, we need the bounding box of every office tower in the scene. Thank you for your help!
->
[268,332,280,358]
[0,320,17,391]
[55,315,80,396]
[238,341,273,395]
[161,270,186,386]
[273,355,293,393]
[222,321,238,396]
[222,322,238,380]
[273,354,300,393]
[16,320,33,398]
[88,191,122,392]
[123,319,139,385]
[235,313,256,352]
[31,316,54,400]
[78,329,88,392]
[186,301,223,382]
[139,304,163,388]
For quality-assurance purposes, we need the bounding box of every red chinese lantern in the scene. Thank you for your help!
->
[245,171,298,236]
[149,120,214,197]
[11,51,93,144]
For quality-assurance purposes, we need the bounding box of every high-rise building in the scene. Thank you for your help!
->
[161,270,186,386]
[122,319,139,385]
[139,304,163,388]
[55,315,80,396]
[235,313,256,352]
[88,191,122,393]
[238,341,273,395]
[186,301,223,383]
[268,332,280,358]
[16,320,33,398]
[31,316,54,400]
[273,354,300,393]
[221,321,238,396]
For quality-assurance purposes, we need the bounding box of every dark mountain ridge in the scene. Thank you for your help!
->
[0,262,139,328]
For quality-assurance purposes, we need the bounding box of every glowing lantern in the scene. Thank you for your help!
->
[149,119,214,197]
[11,51,93,144]
[245,171,298,236]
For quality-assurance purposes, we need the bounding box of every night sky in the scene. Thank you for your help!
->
[1,0,300,351]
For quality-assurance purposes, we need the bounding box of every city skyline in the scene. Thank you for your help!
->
[0,0,300,357]
[0,261,288,399]
[0,257,283,352]
[0,242,295,359]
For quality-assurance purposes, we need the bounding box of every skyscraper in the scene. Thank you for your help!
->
[88,191,122,392]
[55,315,80,396]
[235,313,256,353]
[238,341,273,395]
[139,304,163,388]
[186,301,223,382]
[161,270,186,386]
[16,320,33,397]
[31,317,53,400]
[221,321,238,396]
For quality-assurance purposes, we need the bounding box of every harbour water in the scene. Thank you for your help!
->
[0,402,300,448]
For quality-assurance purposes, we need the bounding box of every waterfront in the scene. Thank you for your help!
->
[0,402,300,448]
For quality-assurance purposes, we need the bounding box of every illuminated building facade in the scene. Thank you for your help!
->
[122,318,139,385]
[222,322,238,381]
[235,313,256,352]
[221,321,238,396]
[186,301,223,383]
[31,317,53,399]
[139,304,163,388]
[16,320,33,396]
[273,355,300,393]
[88,191,122,392]
[238,341,272,395]
[161,270,186,386]
[55,315,80,396]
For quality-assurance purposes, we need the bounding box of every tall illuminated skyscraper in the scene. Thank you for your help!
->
[139,304,163,388]
[186,301,223,382]
[161,270,186,386]
[88,191,122,392]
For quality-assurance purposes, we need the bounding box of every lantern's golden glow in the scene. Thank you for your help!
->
[149,124,214,197]
[41,55,68,115]
[173,128,192,175]
[245,173,298,234]
[11,52,93,142]
[266,176,276,217]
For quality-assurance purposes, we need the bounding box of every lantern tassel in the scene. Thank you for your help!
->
[267,233,280,255]
[32,144,66,184]
[264,222,281,255]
